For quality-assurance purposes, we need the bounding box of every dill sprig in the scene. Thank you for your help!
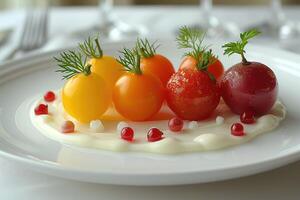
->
[197,49,216,70]
[176,26,216,71]
[136,38,159,58]
[222,29,260,65]
[117,47,142,75]
[54,50,91,80]
[79,36,103,59]
[176,26,206,57]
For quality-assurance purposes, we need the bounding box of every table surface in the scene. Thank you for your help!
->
[1,5,300,200]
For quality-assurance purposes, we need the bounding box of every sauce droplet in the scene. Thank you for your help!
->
[121,127,134,141]
[44,91,56,102]
[168,117,184,132]
[231,123,244,136]
[62,121,75,133]
[147,128,164,142]
[240,111,255,124]
[34,104,48,115]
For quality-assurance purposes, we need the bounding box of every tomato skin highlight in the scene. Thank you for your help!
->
[166,69,220,120]
[179,56,224,80]
[140,54,175,87]
[220,62,278,116]
[62,73,110,123]
[113,73,165,121]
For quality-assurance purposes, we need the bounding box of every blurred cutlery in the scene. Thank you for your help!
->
[0,8,48,61]
[0,28,12,46]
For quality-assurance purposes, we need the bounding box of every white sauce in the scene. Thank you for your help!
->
[30,93,286,154]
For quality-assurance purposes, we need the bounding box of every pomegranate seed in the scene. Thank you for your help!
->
[168,117,184,132]
[34,104,48,115]
[147,128,164,142]
[231,123,244,136]
[240,111,255,124]
[44,91,56,102]
[62,121,75,133]
[121,127,134,141]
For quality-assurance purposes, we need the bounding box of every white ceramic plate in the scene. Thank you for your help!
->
[0,40,299,186]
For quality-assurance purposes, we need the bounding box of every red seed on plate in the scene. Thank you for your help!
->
[168,117,184,132]
[34,104,48,115]
[240,111,255,124]
[121,127,134,141]
[62,121,75,133]
[147,128,164,142]
[44,91,56,102]
[231,123,244,136]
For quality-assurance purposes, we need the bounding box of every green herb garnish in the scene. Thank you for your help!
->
[222,29,260,65]
[176,26,216,80]
[136,38,159,58]
[55,50,91,79]
[176,26,205,57]
[117,47,142,75]
[79,36,103,59]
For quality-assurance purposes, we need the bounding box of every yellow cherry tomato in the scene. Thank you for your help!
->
[62,73,110,123]
[90,55,124,94]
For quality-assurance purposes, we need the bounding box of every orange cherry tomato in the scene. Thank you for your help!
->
[179,56,224,80]
[113,73,165,121]
[140,54,175,87]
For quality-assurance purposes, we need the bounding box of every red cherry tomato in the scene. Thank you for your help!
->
[179,56,224,80]
[166,69,220,120]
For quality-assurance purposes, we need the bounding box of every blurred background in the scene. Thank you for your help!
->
[1,0,300,61]
[0,0,300,8]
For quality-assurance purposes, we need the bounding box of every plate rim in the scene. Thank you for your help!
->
[0,41,300,185]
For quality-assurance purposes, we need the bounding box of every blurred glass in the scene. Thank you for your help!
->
[69,0,146,41]
[246,0,285,37]
[97,0,147,40]
[190,0,240,38]
[278,1,300,52]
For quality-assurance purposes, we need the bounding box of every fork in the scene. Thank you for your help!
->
[2,8,48,60]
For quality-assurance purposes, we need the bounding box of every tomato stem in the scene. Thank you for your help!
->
[241,53,250,65]
[222,29,260,65]
[195,49,216,71]
[118,47,142,75]
[135,54,142,75]
[79,36,103,59]
[206,71,216,83]
[136,38,158,58]
[94,38,103,58]
[83,65,92,76]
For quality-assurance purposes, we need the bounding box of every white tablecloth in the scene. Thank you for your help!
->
[0,5,300,200]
